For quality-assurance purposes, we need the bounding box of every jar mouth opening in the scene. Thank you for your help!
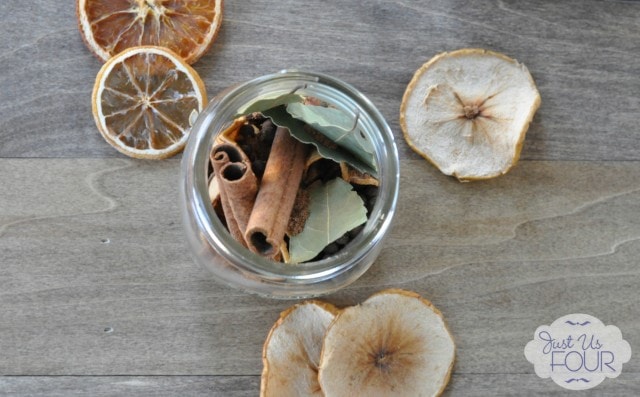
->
[183,70,399,284]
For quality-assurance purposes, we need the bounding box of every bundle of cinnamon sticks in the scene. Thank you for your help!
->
[212,124,308,258]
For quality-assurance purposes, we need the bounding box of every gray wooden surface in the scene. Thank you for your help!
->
[1,0,639,396]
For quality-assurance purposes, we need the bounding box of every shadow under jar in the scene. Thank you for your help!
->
[180,70,399,298]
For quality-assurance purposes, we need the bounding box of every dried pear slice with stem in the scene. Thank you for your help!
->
[318,289,455,397]
[400,48,541,181]
[261,301,340,397]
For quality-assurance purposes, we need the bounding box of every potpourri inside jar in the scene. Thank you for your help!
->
[207,91,379,264]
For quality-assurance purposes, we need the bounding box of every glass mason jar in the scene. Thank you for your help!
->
[180,70,399,298]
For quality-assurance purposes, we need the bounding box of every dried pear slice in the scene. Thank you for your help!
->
[400,48,541,181]
[318,289,455,397]
[261,301,340,397]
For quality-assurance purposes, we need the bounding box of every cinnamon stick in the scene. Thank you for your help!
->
[219,161,257,234]
[245,127,309,257]
[211,144,257,246]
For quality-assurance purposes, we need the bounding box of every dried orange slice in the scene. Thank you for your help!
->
[261,301,339,397]
[92,46,207,159]
[400,49,541,181]
[318,289,455,397]
[77,0,223,64]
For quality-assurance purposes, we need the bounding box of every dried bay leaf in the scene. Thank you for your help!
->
[237,93,303,116]
[288,178,368,264]
[286,103,377,172]
[263,106,377,176]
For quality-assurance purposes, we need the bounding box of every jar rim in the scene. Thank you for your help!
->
[181,70,399,290]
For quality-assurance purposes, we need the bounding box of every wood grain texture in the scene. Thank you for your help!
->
[0,376,260,397]
[1,159,639,393]
[442,374,640,396]
[0,0,639,160]
[1,374,639,397]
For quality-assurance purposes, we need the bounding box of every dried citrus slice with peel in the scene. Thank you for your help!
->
[400,48,541,181]
[318,289,455,397]
[261,301,339,397]
[77,0,223,64]
[92,46,207,159]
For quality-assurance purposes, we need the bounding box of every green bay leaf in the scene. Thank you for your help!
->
[263,106,377,176]
[286,103,377,172]
[236,93,303,116]
[288,178,368,264]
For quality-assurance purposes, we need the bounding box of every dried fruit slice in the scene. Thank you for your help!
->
[318,289,455,397]
[261,301,339,397]
[77,0,223,64]
[400,48,541,180]
[92,46,207,159]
